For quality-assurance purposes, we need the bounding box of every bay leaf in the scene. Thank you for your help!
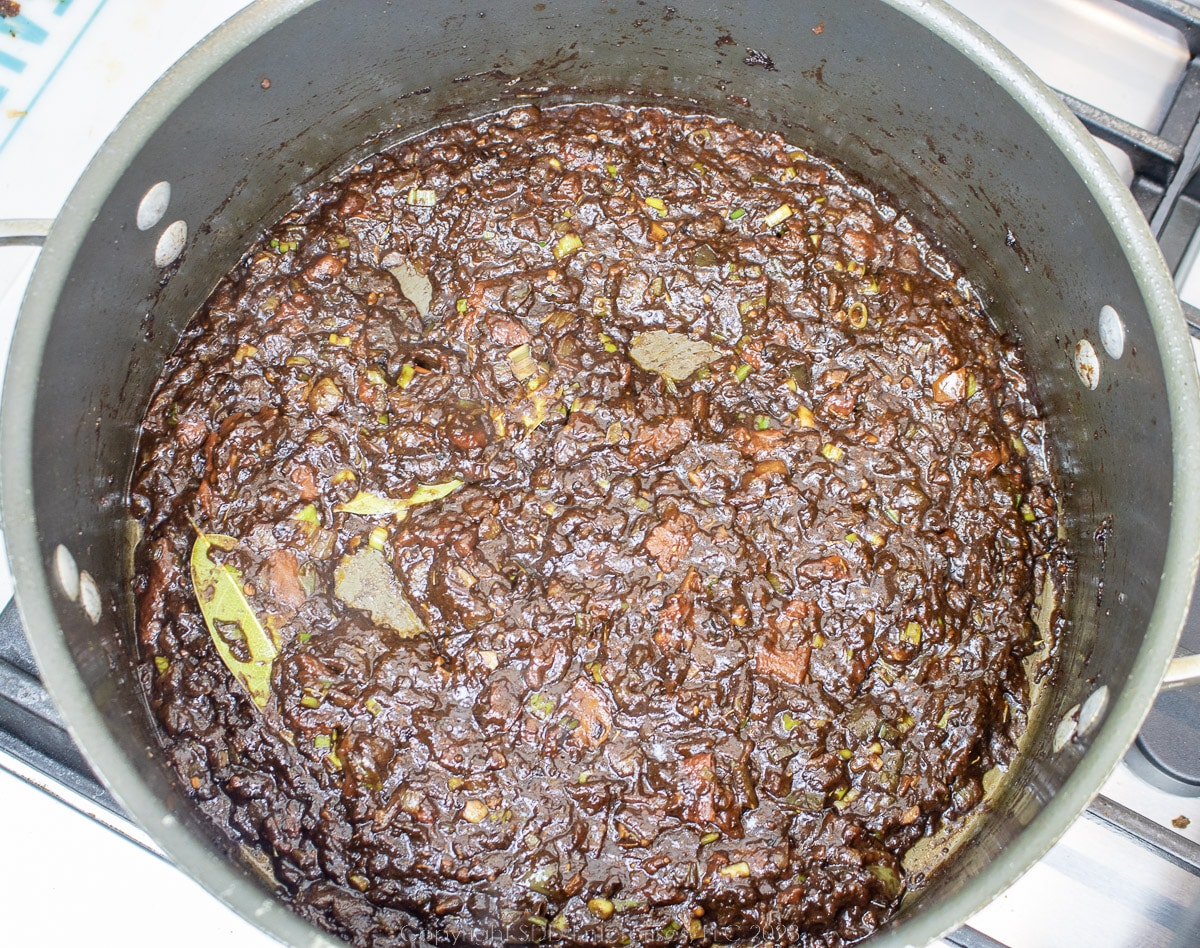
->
[335,478,463,518]
[383,253,433,317]
[629,330,722,382]
[190,532,277,708]
[334,546,425,639]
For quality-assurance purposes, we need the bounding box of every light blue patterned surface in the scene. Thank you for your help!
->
[0,0,106,155]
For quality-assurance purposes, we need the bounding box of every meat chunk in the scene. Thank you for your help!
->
[559,679,614,748]
[304,254,344,283]
[755,600,819,686]
[644,507,698,572]
[629,416,693,467]
[263,550,307,611]
[654,568,701,654]
[677,752,718,825]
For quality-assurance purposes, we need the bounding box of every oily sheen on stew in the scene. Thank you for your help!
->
[131,104,1065,947]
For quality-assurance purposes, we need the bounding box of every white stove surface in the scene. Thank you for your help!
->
[1,2,1199,947]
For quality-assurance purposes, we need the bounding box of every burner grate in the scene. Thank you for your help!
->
[1064,0,1200,332]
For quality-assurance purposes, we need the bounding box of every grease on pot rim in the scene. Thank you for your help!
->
[130,103,1067,946]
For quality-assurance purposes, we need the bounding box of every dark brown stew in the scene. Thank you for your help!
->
[131,103,1063,947]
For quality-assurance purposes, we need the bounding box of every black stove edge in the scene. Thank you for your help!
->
[0,598,122,817]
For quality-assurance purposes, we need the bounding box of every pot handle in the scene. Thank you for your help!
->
[0,219,52,244]
[1163,654,1200,691]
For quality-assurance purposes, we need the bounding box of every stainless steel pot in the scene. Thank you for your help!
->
[4,1,1200,944]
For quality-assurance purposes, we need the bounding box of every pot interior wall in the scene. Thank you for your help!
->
[22,0,1173,942]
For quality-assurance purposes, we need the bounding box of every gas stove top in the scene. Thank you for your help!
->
[2,2,1200,946]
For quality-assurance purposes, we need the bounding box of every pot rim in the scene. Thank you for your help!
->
[3,1,1199,946]
[888,3,1200,943]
